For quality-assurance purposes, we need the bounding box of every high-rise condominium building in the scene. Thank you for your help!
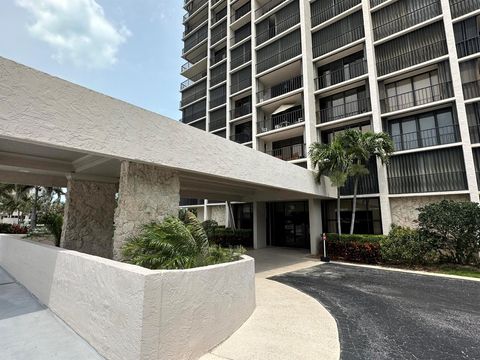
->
[179,0,480,251]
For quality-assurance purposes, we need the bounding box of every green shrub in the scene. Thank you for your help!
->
[325,233,384,263]
[121,211,245,270]
[380,226,437,266]
[39,212,63,246]
[0,223,28,234]
[418,200,480,265]
[202,219,219,239]
[212,227,253,247]
[326,233,385,244]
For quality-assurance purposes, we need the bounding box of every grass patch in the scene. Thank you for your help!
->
[431,265,480,279]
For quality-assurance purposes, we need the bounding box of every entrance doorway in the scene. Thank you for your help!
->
[267,201,309,249]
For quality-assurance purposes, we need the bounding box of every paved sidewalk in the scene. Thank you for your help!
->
[0,267,103,360]
[201,248,340,360]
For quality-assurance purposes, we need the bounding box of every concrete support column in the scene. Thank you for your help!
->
[61,177,117,258]
[113,161,180,260]
[308,198,323,255]
[253,201,267,249]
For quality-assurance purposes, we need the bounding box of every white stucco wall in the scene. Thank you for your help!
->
[0,235,255,360]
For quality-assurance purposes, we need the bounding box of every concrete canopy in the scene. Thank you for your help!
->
[0,57,334,202]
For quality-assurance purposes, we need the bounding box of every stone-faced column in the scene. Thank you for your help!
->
[61,177,117,258]
[113,161,180,260]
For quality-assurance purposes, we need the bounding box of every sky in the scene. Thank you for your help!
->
[0,0,184,120]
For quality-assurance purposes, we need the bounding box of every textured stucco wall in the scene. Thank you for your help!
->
[113,161,180,260]
[0,235,255,360]
[390,194,470,228]
[61,178,117,258]
[209,205,226,226]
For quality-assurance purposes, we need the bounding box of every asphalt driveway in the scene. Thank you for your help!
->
[272,263,480,360]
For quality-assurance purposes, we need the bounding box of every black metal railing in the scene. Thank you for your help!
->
[470,124,480,144]
[255,0,283,18]
[376,40,448,76]
[230,132,252,143]
[373,0,442,40]
[311,0,361,28]
[370,0,388,8]
[256,12,300,45]
[182,109,206,124]
[183,14,208,38]
[180,72,207,90]
[390,124,460,152]
[380,82,454,113]
[180,87,206,107]
[267,143,306,161]
[456,36,480,58]
[341,159,379,195]
[257,42,302,73]
[388,170,467,194]
[257,75,303,103]
[210,94,226,108]
[181,51,207,72]
[232,25,252,45]
[318,97,371,123]
[316,59,367,90]
[209,117,227,131]
[450,0,480,18]
[231,2,251,22]
[183,0,208,22]
[463,80,480,100]
[231,77,252,94]
[183,26,208,53]
[313,26,364,58]
[231,103,252,119]
[212,7,227,25]
[231,50,251,70]
[257,108,304,133]
[210,71,226,87]
[211,22,227,45]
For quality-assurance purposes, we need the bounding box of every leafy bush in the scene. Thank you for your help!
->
[0,223,28,234]
[381,226,437,266]
[326,233,385,244]
[202,220,219,239]
[39,212,63,246]
[418,200,480,265]
[327,238,381,264]
[211,227,253,248]
[122,211,245,270]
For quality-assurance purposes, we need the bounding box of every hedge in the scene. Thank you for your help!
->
[0,223,28,234]
[325,233,385,264]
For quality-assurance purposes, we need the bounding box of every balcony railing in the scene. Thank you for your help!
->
[373,0,442,41]
[370,0,388,8]
[230,132,252,144]
[231,77,252,94]
[210,94,226,108]
[212,7,227,25]
[318,97,371,124]
[341,159,379,195]
[231,50,251,70]
[256,12,300,45]
[181,51,207,72]
[181,72,207,90]
[257,75,303,103]
[311,0,361,28]
[183,26,208,54]
[313,26,364,58]
[183,0,208,22]
[180,87,206,107]
[380,82,454,113]
[210,71,226,87]
[469,124,480,144]
[211,22,227,45]
[232,25,252,45]
[183,14,208,38]
[376,40,448,76]
[255,0,283,18]
[231,103,252,119]
[463,80,480,100]
[182,109,206,124]
[456,36,480,58]
[267,143,306,161]
[231,2,251,22]
[391,124,460,152]
[209,117,226,131]
[257,42,302,73]
[316,59,367,90]
[388,170,467,194]
[257,108,304,133]
[450,0,480,18]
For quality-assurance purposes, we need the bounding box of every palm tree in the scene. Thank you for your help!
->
[339,130,394,234]
[0,184,33,224]
[309,138,353,235]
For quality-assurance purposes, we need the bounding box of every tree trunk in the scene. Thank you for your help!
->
[31,187,39,230]
[337,188,342,236]
[350,177,359,235]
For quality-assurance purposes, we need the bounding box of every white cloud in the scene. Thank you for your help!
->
[16,0,131,69]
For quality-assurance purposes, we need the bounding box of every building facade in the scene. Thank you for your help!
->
[179,0,480,249]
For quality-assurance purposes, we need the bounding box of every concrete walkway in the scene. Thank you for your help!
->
[201,248,340,360]
[0,267,103,360]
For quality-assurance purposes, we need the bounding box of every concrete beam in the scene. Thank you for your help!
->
[0,169,67,187]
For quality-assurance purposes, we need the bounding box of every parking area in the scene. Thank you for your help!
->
[272,263,480,360]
